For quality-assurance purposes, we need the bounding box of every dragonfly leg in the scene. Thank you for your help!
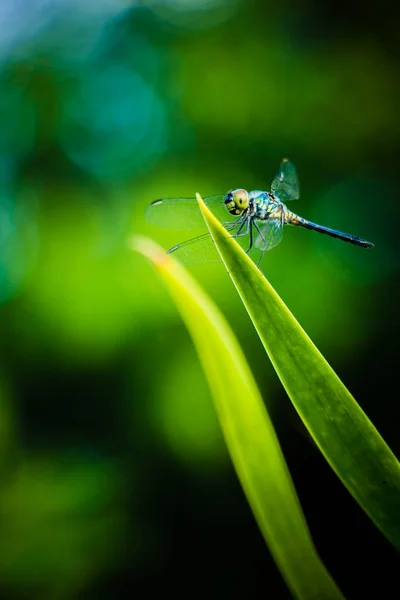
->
[232,218,250,239]
[253,221,268,267]
[228,215,248,237]
[244,220,253,253]
[223,214,247,231]
[253,220,267,248]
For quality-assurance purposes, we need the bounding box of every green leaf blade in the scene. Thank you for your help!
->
[133,236,345,600]
[196,194,400,550]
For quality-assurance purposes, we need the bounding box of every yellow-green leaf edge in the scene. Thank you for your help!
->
[196,194,400,551]
[133,236,344,600]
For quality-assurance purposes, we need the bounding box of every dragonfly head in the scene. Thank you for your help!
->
[224,189,249,216]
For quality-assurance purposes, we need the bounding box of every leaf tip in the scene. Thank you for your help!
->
[128,235,170,267]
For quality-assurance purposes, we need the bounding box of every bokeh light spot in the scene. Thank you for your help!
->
[149,349,227,468]
[0,455,126,596]
[0,189,39,304]
[60,65,167,180]
[0,83,35,161]
[146,0,240,29]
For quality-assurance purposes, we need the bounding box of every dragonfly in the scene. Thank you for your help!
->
[146,158,374,267]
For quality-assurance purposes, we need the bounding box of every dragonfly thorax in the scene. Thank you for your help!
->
[224,189,249,216]
[248,191,284,220]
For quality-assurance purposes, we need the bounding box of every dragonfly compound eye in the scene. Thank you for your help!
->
[224,189,249,215]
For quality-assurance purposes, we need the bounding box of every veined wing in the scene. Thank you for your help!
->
[252,216,284,265]
[146,194,228,230]
[270,158,300,202]
[167,221,245,266]
[167,216,284,268]
[167,232,220,265]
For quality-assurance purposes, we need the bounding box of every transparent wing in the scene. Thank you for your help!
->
[270,158,300,202]
[168,232,220,265]
[146,194,228,230]
[167,216,284,268]
[256,216,284,251]
[167,221,246,266]
[248,216,284,267]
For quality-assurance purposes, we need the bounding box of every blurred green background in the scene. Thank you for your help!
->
[0,1,399,598]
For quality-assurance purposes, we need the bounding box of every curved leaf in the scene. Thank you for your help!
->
[132,236,345,600]
[196,193,400,551]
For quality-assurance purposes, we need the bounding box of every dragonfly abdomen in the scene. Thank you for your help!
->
[284,211,374,248]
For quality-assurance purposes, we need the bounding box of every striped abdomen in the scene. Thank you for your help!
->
[284,211,374,248]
